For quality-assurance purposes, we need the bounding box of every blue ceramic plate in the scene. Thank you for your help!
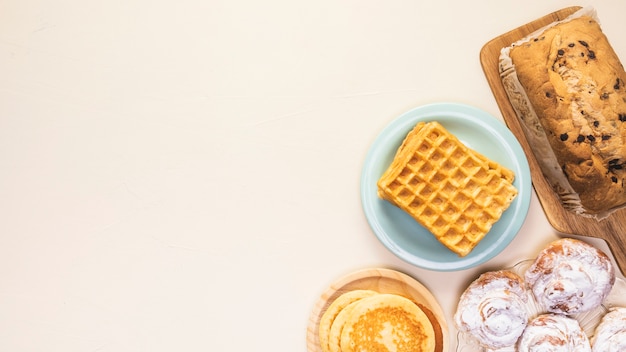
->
[360,102,531,271]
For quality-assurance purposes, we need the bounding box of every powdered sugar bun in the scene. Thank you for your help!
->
[454,270,529,350]
[518,313,591,351]
[590,307,626,351]
[525,238,615,315]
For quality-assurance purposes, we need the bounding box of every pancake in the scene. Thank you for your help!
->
[328,300,362,352]
[339,293,436,352]
[318,290,378,352]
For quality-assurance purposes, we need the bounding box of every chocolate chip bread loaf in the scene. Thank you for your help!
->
[500,7,626,218]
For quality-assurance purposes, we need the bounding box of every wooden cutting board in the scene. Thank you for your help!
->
[480,6,626,276]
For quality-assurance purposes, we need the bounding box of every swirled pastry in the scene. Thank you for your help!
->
[591,307,626,351]
[525,238,615,314]
[518,313,591,351]
[454,270,529,349]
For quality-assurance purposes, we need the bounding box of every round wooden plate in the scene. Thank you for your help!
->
[306,268,449,352]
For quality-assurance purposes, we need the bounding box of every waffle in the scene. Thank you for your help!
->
[377,121,518,257]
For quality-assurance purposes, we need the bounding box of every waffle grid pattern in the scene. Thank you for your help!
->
[378,122,518,256]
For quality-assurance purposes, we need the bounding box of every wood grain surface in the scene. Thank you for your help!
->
[306,268,449,352]
[480,6,626,276]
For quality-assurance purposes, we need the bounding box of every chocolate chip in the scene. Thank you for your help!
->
[593,120,599,127]
[620,114,626,122]
[615,79,621,90]
[587,135,596,142]
[602,135,611,140]
[579,40,589,47]
[568,43,576,47]
[609,159,624,172]
[558,49,565,56]
[612,176,618,183]
[601,92,609,100]
[576,135,586,143]
[546,92,552,98]
[560,133,569,141]
[588,50,596,59]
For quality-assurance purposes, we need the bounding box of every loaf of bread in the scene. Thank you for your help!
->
[500,7,626,218]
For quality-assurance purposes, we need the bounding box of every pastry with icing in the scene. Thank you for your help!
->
[454,270,529,349]
[525,238,615,314]
[590,307,626,351]
[518,313,591,351]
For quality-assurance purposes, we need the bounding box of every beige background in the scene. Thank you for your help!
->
[1,1,625,351]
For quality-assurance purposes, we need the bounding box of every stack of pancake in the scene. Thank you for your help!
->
[318,289,436,352]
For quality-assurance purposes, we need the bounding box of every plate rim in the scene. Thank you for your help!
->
[360,102,532,271]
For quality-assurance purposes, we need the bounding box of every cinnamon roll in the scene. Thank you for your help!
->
[525,238,615,315]
[590,307,626,351]
[454,270,529,349]
[518,313,591,351]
